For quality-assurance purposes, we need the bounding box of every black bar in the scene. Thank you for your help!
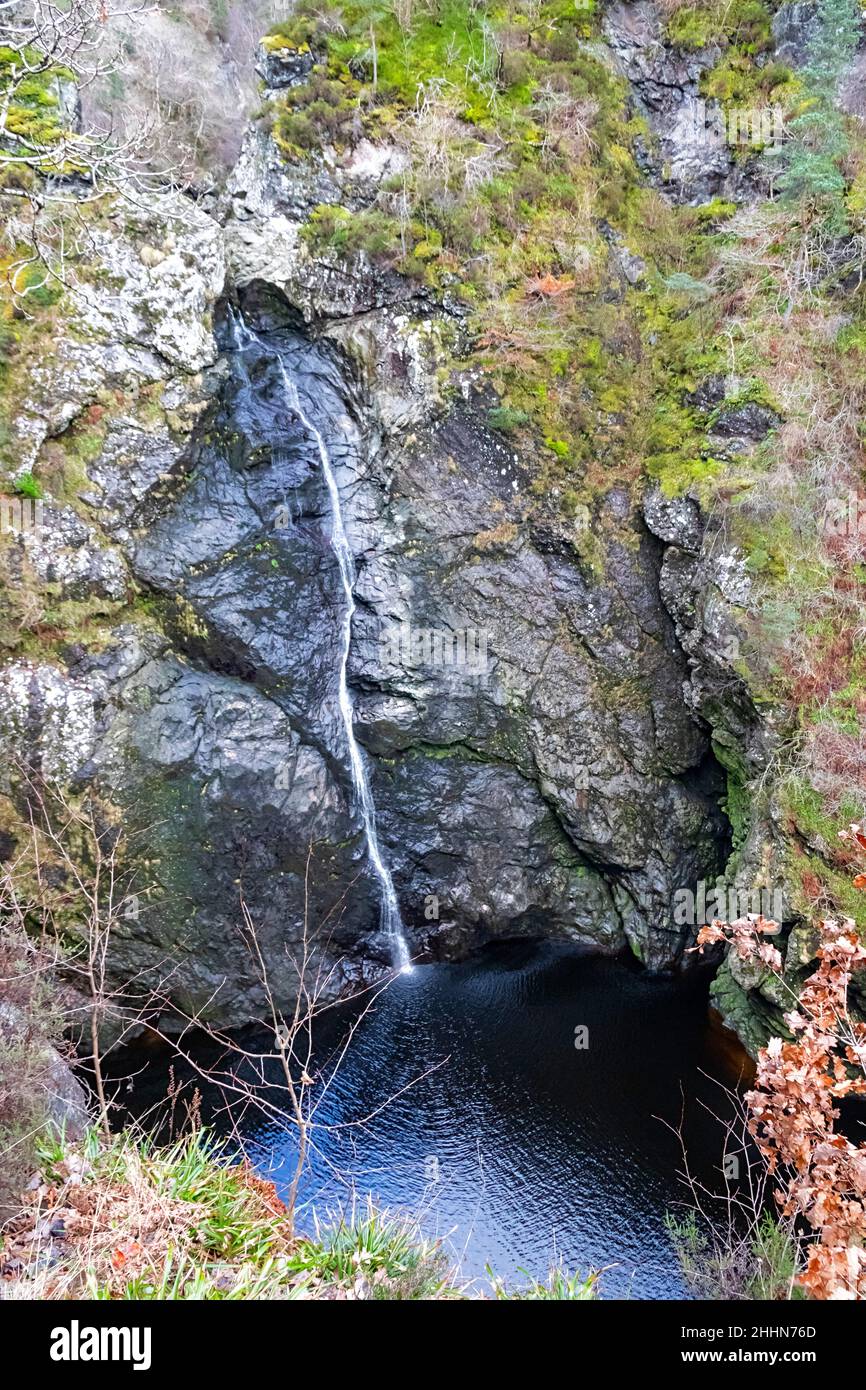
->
[0,1294,855,1376]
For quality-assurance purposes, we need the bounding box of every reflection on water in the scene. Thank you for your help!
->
[120,942,746,1299]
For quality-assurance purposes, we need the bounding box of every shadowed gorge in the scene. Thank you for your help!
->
[2,0,866,1317]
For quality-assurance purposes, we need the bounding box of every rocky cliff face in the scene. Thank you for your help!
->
[0,250,729,1025]
[1,0,853,1045]
[602,0,739,202]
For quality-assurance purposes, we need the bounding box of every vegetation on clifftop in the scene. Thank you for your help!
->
[264,0,651,494]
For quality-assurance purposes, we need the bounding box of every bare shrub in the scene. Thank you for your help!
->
[85,1,277,184]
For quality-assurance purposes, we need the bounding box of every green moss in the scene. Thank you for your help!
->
[710,957,785,1056]
[271,68,362,157]
[666,0,774,55]
[707,376,779,421]
[258,0,657,496]
[0,45,74,164]
[693,197,737,225]
[263,13,326,53]
[487,405,530,433]
[722,772,750,854]
[325,0,513,115]
[725,0,774,52]
[16,263,62,307]
[703,52,794,110]
[834,319,866,354]
[666,6,717,51]
[781,779,866,930]
[13,470,41,499]
[169,594,211,644]
[544,436,570,459]
[66,425,105,464]
[302,204,434,280]
[643,386,723,497]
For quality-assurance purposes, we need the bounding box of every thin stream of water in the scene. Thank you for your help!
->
[229,314,411,972]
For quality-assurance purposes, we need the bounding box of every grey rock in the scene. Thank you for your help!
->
[602,0,736,204]
[711,402,780,442]
[772,1,821,67]
[657,520,771,791]
[108,313,728,990]
[0,90,746,1030]
[687,375,781,454]
[382,753,626,957]
[79,630,376,1029]
[323,308,453,434]
[50,75,82,133]
[643,485,703,552]
[0,1002,89,1141]
[18,505,128,602]
[224,127,414,323]
[3,194,224,478]
[687,374,728,412]
[0,660,103,791]
[255,42,318,90]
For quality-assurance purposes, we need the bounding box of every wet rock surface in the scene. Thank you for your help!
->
[0,4,768,1032]
[254,42,319,91]
[0,287,731,1024]
[113,302,727,990]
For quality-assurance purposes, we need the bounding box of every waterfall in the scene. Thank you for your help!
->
[229,313,412,973]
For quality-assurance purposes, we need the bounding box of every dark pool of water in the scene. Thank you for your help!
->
[117,942,745,1299]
